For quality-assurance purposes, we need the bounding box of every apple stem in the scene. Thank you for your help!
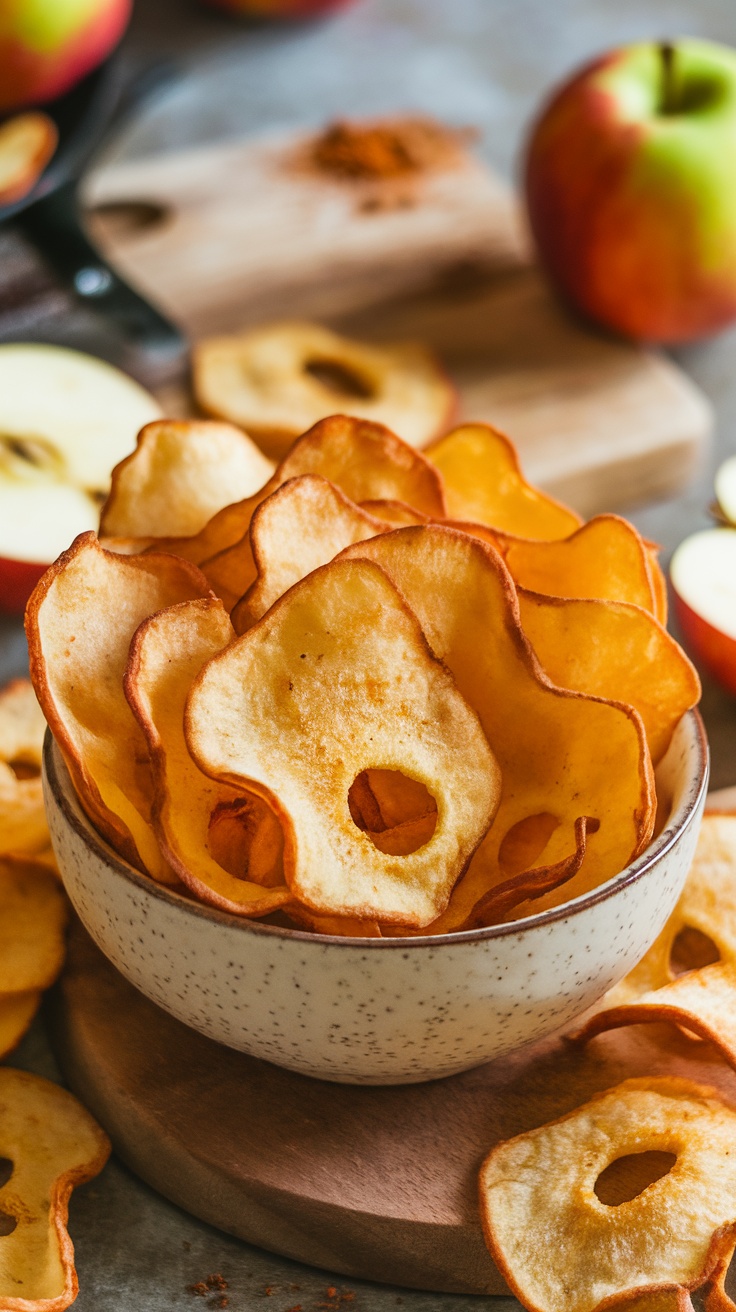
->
[660,41,677,114]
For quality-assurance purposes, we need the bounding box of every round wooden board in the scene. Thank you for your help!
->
[49,918,736,1296]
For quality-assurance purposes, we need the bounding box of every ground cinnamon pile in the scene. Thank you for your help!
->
[310,116,470,181]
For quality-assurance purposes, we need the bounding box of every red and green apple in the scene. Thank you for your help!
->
[525,38,736,343]
[0,344,160,614]
[0,0,132,112]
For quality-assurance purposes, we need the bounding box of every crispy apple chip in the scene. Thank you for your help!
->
[495,515,661,613]
[26,532,209,882]
[0,858,67,994]
[0,1068,110,1311]
[479,1077,736,1312]
[186,558,500,927]
[232,474,390,630]
[0,679,49,858]
[0,112,57,205]
[125,598,291,916]
[426,423,581,537]
[148,414,446,575]
[0,992,40,1060]
[517,592,700,764]
[576,814,736,1027]
[341,527,654,930]
[100,419,274,540]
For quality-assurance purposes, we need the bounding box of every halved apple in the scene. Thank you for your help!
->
[0,345,161,613]
[670,527,736,694]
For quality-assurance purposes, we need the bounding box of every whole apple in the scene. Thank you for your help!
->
[202,0,354,18]
[525,39,736,343]
[0,0,132,112]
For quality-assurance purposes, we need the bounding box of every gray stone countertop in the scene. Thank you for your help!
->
[4,0,736,1305]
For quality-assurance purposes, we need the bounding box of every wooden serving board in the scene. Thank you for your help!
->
[50,917,736,1298]
[82,128,713,517]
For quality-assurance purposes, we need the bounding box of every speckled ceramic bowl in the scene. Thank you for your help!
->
[43,710,707,1085]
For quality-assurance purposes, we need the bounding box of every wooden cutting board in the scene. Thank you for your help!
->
[82,127,713,518]
[50,916,736,1298]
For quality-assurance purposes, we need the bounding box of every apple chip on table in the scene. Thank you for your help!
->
[0,1068,110,1312]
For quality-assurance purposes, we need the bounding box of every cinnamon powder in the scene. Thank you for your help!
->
[310,116,470,181]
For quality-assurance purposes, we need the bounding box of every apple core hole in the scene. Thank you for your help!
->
[86,199,170,241]
[498,812,559,876]
[669,926,720,977]
[0,1158,13,1189]
[348,768,437,855]
[594,1151,677,1206]
[304,358,376,400]
[8,759,39,781]
[0,1211,16,1237]
[206,796,283,887]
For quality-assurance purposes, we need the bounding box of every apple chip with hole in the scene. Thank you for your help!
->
[125,598,291,916]
[100,418,274,540]
[0,857,66,995]
[26,532,210,883]
[0,1067,110,1311]
[479,1077,736,1312]
[427,423,581,537]
[340,526,654,930]
[148,413,446,589]
[516,591,700,765]
[232,473,391,632]
[186,557,501,927]
[0,678,50,858]
[193,320,457,459]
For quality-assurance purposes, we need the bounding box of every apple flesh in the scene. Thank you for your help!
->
[670,528,736,694]
[0,0,132,113]
[201,0,354,18]
[525,39,736,343]
[715,454,736,525]
[0,344,160,614]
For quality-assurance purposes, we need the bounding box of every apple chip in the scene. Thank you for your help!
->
[0,992,40,1060]
[577,961,736,1066]
[125,598,292,916]
[100,418,274,540]
[341,527,654,930]
[0,679,49,857]
[147,414,446,576]
[0,112,57,205]
[26,532,209,882]
[517,591,700,764]
[193,321,456,458]
[0,1067,110,1311]
[494,515,661,613]
[426,423,581,537]
[479,1077,736,1312]
[575,813,736,1027]
[0,857,67,994]
[186,557,501,927]
[232,474,390,630]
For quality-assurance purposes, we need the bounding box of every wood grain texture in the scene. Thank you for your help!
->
[50,918,736,1296]
[81,128,712,517]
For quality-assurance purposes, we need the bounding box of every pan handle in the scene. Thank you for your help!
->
[18,180,187,381]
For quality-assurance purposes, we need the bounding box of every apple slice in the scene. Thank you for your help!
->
[670,528,736,694]
[0,345,160,614]
[715,455,736,525]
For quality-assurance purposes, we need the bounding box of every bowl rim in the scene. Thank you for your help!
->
[44,708,709,949]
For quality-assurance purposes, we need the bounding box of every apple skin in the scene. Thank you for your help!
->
[201,0,354,18]
[0,0,132,112]
[673,590,736,696]
[525,39,736,343]
[0,557,47,617]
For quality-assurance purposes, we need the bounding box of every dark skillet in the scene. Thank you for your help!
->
[0,55,187,381]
